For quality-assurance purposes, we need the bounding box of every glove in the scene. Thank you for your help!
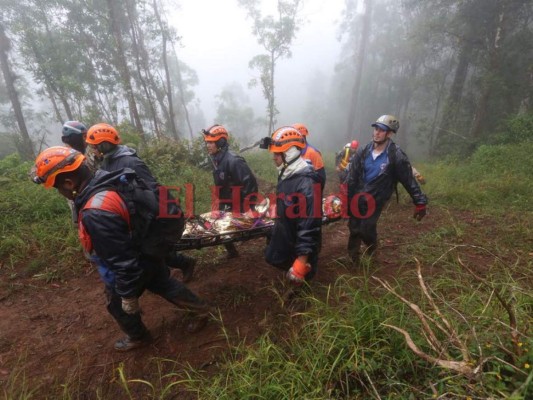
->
[286,258,311,286]
[413,204,427,221]
[121,297,140,314]
[415,174,426,185]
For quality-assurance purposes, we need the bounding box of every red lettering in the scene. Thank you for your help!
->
[285,193,307,218]
[244,192,262,218]
[158,186,182,218]
[312,183,322,218]
[184,183,194,218]
[210,185,242,214]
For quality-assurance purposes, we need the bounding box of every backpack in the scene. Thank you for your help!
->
[83,168,184,254]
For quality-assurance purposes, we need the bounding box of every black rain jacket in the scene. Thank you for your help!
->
[101,145,158,190]
[265,165,322,265]
[347,140,427,216]
[211,146,258,212]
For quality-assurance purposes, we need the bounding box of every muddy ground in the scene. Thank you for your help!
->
[0,196,512,398]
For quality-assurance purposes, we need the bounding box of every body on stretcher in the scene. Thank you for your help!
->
[174,195,344,251]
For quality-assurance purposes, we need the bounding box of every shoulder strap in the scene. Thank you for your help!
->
[387,142,400,203]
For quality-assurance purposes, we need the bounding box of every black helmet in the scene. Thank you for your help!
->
[62,121,88,137]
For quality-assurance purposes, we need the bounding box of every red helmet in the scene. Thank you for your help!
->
[292,123,309,137]
[268,126,306,153]
[203,125,229,142]
[86,123,121,145]
[350,140,359,150]
[32,146,85,188]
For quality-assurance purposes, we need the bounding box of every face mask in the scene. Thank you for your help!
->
[62,135,86,154]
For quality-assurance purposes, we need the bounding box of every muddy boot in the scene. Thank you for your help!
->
[224,243,239,259]
[366,243,378,265]
[348,237,362,267]
[179,254,196,283]
[168,252,196,283]
[170,290,212,314]
[114,331,152,352]
[185,313,209,333]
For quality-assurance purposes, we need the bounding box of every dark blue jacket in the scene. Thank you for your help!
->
[101,145,158,190]
[211,146,258,212]
[265,166,322,266]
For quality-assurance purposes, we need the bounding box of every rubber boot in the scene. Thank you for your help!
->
[178,254,196,283]
[366,243,378,265]
[169,290,211,314]
[224,243,239,259]
[348,237,362,267]
[114,330,152,352]
[167,252,196,283]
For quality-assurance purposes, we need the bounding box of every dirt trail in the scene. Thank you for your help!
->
[0,200,478,396]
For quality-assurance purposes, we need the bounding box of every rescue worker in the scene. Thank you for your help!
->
[61,121,88,154]
[292,123,326,190]
[202,124,259,258]
[335,140,359,183]
[61,121,99,172]
[32,146,211,351]
[60,121,99,226]
[85,123,196,282]
[261,126,322,284]
[347,115,428,265]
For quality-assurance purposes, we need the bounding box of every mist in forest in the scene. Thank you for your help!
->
[0,0,532,160]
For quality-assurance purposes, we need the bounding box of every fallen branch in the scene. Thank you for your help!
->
[374,260,484,379]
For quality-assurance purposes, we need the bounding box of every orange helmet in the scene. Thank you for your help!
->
[202,124,229,142]
[292,123,309,137]
[32,146,85,188]
[267,126,306,153]
[86,123,121,145]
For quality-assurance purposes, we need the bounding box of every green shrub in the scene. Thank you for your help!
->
[491,112,533,145]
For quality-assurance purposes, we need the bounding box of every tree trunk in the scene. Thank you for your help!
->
[106,0,145,141]
[470,1,507,139]
[153,0,179,140]
[434,42,472,155]
[124,0,161,138]
[518,64,533,114]
[345,0,372,141]
[0,23,34,159]
[173,52,194,140]
[268,50,276,135]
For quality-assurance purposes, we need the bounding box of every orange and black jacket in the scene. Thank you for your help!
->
[301,143,326,189]
[74,170,144,298]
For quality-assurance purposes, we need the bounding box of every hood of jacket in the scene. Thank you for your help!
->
[105,145,137,161]
[74,168,136,210]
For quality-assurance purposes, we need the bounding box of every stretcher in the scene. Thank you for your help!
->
[174,195,343,251]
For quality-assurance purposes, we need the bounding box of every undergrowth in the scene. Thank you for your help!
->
[0,139,532,398]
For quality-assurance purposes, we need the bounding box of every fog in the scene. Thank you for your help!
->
[1,0,530,160]
[170,0,344,138]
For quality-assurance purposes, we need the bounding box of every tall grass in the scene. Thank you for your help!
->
[177,259,532,399]
[421,142,533,213]
[1,139,532,398]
